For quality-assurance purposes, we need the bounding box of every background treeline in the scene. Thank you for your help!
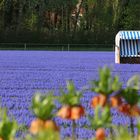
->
[0,0,140,45]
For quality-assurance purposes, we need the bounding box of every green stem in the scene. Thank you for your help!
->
[110,127,114,140]
[130,117,134,137]
[72,120,76,140]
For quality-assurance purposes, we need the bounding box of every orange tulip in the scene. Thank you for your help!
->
[96,128,106,140]
[91,96,100,108]
[110,96,122,108]
[70,105,84,120]
[29,118,44,134]
[98,94,107,107]
[130,105,140,117]
[57,105,71,119]
[44,120,59,131]
[118,103,131,115]
[91,94,107,108]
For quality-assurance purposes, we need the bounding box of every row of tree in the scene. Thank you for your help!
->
[0,0,140,45]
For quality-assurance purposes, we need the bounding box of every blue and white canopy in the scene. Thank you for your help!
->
[115,31,140,57]
[119,31,140,40]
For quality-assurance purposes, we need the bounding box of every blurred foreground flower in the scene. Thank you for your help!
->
[29,92,59,135]
[0,109,17,140]
[57,80,85,120]
[25,129,60,140]
[91,66,122,108]
[127,75,140,90]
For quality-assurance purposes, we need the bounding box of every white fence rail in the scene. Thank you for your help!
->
[0,43,114,51]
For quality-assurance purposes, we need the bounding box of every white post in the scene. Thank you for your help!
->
[68,44,70,51]
[24,43,26,50]
[115,45,120,63]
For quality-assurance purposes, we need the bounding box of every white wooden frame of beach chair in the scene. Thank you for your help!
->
[115,31,140,64]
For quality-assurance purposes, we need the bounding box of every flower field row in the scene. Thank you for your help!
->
[0,51,140,140]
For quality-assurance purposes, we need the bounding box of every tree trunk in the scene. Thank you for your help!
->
[16,0,23,31]
[67,6,70,32]
[73,0,84,33]
[61,5,64,31]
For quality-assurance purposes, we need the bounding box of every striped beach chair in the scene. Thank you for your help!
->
[115,31,140,64]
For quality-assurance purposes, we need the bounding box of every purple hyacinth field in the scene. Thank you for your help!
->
[0,51,140,139]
